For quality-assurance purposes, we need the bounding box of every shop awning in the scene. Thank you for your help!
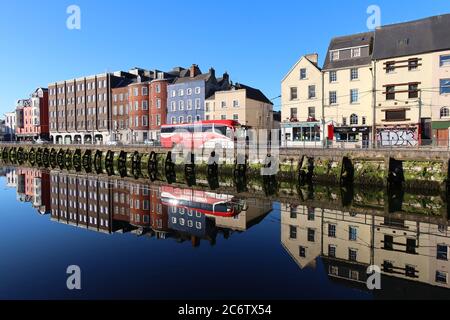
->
[432,121,450,130]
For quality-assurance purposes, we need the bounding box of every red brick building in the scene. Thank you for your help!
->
[16,88,49,141]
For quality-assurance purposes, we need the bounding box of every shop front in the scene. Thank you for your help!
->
[329,125,371,148]
[281,122,322,148]
[432,121,450,147]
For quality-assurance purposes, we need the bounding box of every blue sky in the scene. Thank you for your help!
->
[0,0,449,115]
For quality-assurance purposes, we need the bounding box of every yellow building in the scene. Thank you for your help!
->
[372,14,450,147]
[280,54,323,147]
[323,32,374,148]
[431,50,450,146]
[205,83,273,130]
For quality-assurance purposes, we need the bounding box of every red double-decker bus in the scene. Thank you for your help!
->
[160,120,242,149]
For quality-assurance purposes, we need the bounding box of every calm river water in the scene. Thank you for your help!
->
[0,165,449,300]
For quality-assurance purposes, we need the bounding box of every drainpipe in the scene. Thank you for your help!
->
[372,61,377,148]
[321,67,325,148]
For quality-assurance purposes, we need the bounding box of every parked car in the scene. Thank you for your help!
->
[144,139,156,146]
[106,140,123,146]
[34,138,50,145]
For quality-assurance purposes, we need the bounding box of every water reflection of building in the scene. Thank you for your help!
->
[281,203,450,293]
[50,172,115,234]
[15,168,50,214]
[45,170,270,247]
[5,168,17,188]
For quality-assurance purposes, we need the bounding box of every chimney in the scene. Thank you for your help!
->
[222,72,229,83]
[209,67,216,79]
[190,64,200,78]
[305,53,319,66]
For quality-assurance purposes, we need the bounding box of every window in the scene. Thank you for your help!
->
[351,47,361,58]
[307,228,315,242]
[233,100,239,108]
[342,117,347,126]
[350,89,358,103]
[299,246,306,258]
[349,249,357,262]
[383,261,394,273]
[142,100,148,110]
[329,71,337,83]
[179,100,184,110]
[329,91,337,104]
[440,55,450,67]
[307,208,315,221]
[362,116,366,125]
[178,89,184,96]
[195,87,201,94]
[328,224,336,238]
[408,83,419,99]
[385,109,406,121]
[289,226,297,239]
[437,245,448,260]
[290,87,298,100]
[179,116,184,123]
[221,101,227,108]
[408,58,419,71]
[308,85,316,99]
[186,88,192,95]
[386,86,395,100]
[308,107,315,119]
[331,51,339,61]
[134,88,139,96]
[142,115,148,126]
[135,116,139,127]
[233,114,239,121]
[440,107,450,118]
[405,265,416,278]
[187,99,193,110]
[386,62,395,73]
[349,226,357,241]
[195,99,201,109]
[350,68,359,80]
[171,90,176,97]
[142,87,148,96]
[171,101,176,111]
[350,114,358,125]
[436,271,448,284]
[290,108,297,120]
[384,235,394,250]
[221,115,227,120]
[156,99,161,109]
[441,79,450,94]
[328,245,336,258]
[300,68,307,80]
[187,115,192,123]
[406,238,416,254]
[171,117,176,124]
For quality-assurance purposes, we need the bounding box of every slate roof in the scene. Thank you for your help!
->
[323,32,374,70]
[373,14,450,60]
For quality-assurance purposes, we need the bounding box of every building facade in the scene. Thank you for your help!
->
[15,88,49,142]
[431,50,450,146]
[205,83,273,130]
[167,65,229,125]
[281,54,323,147]
[4,111,16,141]
[323,32,374,148]
[48,71,138,144]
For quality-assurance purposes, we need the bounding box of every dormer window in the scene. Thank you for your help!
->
[351,48,361,58]
[331,51,339,61]
[397,38,410,47]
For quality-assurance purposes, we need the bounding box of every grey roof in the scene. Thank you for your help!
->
[174,71,213,84]
[373,14,450,60]
[235,83,273,105]
[323,32,374,70]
